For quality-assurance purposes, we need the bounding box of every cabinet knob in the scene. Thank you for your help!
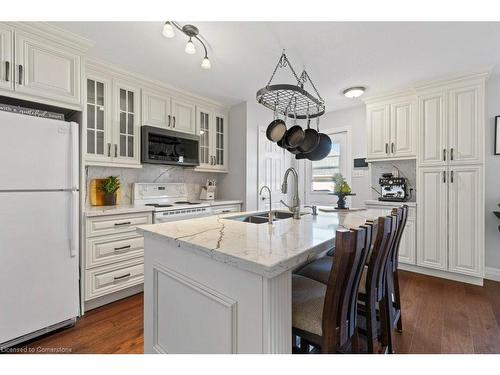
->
[107,143,111,157]
[114,144,118,157]
[18,65,23,85]
[443,170,446,184]
[173,116,176,128]
[385,143,389,154]
[168,115,171,127]
[391,142,395,154]
[450,148,454,161]
[443,149,446,162]
[5,61,10,82]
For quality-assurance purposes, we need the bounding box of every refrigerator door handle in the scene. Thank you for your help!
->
[69,190,79,258]
[69,122,79,190]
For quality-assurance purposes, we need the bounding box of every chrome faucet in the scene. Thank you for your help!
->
[280,167,301,219]
[259,185,273,224]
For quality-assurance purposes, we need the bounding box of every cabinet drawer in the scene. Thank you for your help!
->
[86,233,144,269]
[211,204,241,214]
[86,212,152,237]
[85,258,144,300]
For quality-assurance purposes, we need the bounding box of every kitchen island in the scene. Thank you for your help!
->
[138,208,389,354]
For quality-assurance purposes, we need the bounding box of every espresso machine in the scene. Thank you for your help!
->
[378,173,409,202]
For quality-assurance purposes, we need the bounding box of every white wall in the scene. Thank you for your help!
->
[485,75,500,271]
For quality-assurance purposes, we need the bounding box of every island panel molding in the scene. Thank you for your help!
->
[152,264,237,354]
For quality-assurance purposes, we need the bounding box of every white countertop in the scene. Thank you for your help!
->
[84,204,154,217]
[138,207,390,278]
[365,199,417,207]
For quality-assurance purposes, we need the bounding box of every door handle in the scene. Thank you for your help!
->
[443,171,446,183]
[18,65,23,85]
[173,116,176,128]
[385,143,389,154]
[443,149,446,161]
[114,221,131,226]
[391,142,395,154]
[114,144,118,157]
[450,170,454,183]
[450,148,454,161]
[107,143,111,157]
[113,273,131,281]
[168,115,171,127]
[5,61,9,82]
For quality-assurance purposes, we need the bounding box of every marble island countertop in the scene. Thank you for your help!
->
[138,207,390,278]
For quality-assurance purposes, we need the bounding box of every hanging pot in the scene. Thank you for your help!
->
[297,117,320,154]
[266,105,286,142]
[283,107,304,148]
[295,117,331,161]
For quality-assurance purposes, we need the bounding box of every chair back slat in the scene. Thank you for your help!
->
[389,205,409,271]
[321,226,368,352]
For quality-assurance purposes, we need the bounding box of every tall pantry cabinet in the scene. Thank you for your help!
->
[416,73,486,280]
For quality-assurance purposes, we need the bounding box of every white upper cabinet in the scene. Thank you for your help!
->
[366,104,390,159]
[141,90,171,129]
[418,91,447,166]
[196,107,228,172]
[417,76,485,167]
[113,80,141,166]
[365,94,417,160]
[0,26,13,90]
[417,167,448,271]
[171,98,196,134]
[14,32,81,106]
[141,90,196,135]
[448,84,483,165]
[447,165,483,277]
[85,74,112,163]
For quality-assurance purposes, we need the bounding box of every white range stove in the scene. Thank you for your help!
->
[132,183,212,223]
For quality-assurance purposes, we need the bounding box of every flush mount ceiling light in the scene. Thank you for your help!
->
[162,21,211,69]
[343,86,366,99]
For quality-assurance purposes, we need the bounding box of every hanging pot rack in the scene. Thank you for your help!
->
[256,52,325,119]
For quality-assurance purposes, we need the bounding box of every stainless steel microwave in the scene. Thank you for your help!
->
[141,126,200,167]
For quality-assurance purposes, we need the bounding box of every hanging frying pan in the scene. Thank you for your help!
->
[297,116,320,154]
[266,103,286,142]
[283,104,304,148]
[304,117,332,161]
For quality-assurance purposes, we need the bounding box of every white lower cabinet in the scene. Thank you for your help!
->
[365,202,416,266]
[211,203,242,215]
[417,165,483,277]
[84,211,152,307]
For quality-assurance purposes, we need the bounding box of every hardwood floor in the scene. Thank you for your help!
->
[16,271,500,354]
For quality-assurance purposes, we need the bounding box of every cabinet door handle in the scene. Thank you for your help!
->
[450,148,454,161]
[391,142,395,154]
[443,171,446,183]
[114,221,131,226]
[114,245,131,252]
[114,273,131,281]
[385,143,389,154]
[5,61,10,82]
[107,143,111,157]
[450,170,454,183]
[173,116,176,128]
[18,65,23,85]
[443,149,446,161]
[168,115,171,127]
[114,144,118,157]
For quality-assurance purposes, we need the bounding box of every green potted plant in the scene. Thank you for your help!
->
[330,173,355,209]
[101,176,120,206]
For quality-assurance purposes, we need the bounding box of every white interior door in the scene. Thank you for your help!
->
[0,191,79,344]
[304,129,350,206]
[258,127,288,210]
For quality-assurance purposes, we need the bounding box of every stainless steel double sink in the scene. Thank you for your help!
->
[225,211,307,224]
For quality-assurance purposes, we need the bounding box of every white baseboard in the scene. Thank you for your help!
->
[83,284,144,313]
[485,267,500,282]
[398,263,484,286]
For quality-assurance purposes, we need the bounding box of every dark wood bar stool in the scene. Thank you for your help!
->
[291,224,372,353]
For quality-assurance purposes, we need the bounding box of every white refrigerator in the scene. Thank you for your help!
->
[0,110,80,348]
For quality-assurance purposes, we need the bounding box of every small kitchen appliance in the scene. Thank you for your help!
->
[133,183,212,223]
[200,179,216,200]
[378,173,409,202]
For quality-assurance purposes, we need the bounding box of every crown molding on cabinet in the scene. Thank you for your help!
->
[85,58,229,113]
[3,22,94,53]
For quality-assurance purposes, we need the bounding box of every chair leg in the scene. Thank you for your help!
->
[365,297,378,353]
[393,270,403,332]
[379,294,395,354]
[351,329,360,353]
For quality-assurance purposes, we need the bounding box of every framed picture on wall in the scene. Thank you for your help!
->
[496,116,500,155]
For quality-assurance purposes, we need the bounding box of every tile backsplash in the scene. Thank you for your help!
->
[85,165,220,205]
[369,159,417,202]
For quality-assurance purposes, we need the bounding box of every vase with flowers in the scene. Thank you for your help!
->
[329,173,355,209]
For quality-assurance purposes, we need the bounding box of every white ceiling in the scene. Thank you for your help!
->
[54,22,500,112]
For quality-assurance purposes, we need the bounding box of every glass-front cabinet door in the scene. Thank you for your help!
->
[213,113,228,171]
[113,80,140,166]
[85,75,111,163]
[198,108,211,168]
